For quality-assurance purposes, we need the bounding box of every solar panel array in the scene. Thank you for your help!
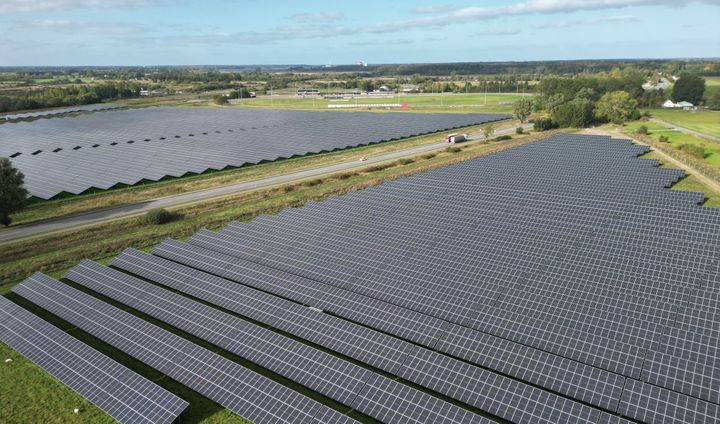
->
[0,294,187,424]
[8,133,720,423]
[13,273,359,424]
[62,259,491,424]
[0,107,508,199]
[142,133,719,423]
[1,103,126,121]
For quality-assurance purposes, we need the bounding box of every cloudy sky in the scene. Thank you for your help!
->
[1,0,719,65]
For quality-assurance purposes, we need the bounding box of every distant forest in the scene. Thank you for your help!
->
[295,59,720,77]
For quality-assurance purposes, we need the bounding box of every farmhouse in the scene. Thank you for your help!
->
[662,100,696,110]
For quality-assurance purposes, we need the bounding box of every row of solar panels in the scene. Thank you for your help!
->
[1,104,126,121]
[1,108,509,199]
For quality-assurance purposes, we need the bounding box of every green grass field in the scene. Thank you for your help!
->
[639,150,720,208]
[626,121,720,166]
[237,93,525,114]
[705,77,720,99]
[649,108,720,138]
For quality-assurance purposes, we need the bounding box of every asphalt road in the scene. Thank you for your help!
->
[0,124,529,245]
[649,117,720,142]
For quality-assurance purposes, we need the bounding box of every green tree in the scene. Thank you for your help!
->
[672,74,705,105]
[553,98,594,128]
[0,157,28,226]
[512,98,533,123]
[212,95,227,105]
[482,123,495,139]
[594,91,638,124]
[545,94,566,116]
[706,91,720,110]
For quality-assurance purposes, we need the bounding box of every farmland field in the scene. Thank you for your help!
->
[705,77,720,99]
[626,121,720,165]
[649,108,720,138]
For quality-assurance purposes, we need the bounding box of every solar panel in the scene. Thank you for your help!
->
[139,133,720,423]
[351,374,493,424]
[111,248,607,423]
[2,108,508,199]
[65,259,494,423]
[12,273,358,424]
[1,104,126,121]
[617,379,720,424]
[11,133,720,423]
[0,294,187,424]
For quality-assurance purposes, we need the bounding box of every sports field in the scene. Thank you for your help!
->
[239,93,526,114]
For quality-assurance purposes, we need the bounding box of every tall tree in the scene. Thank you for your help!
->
[0,158,29,227]
[672,74,705,105]
[594,91,638,124]
[512,98,533,123]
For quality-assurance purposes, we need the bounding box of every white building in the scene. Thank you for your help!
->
[662,100,695,110]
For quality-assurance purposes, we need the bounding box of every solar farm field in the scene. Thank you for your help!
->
[4,133,720,423]
[0,103,126,122]
[0,107,507,199]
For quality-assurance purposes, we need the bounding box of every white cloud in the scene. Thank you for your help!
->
[56,0,718,47]
[289,12,345,23]
[411,4,460,14]
[473,29,522,36]
[532,14,640,28]
[26,19,148,33]
[0,0,173,14]
[393,0,718,29]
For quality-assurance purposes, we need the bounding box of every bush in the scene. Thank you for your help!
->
[302,179,323,187]
[707,91,720,110]
[533,117,558,131]
[362,163,395,172]
[143,208,180,225]
[421,153,436,159]
[659,135,669,143]
[635,125,649,135]
[494,135,512,141]
[336,172,356,180]
[678,143,706,159]
[445,146,462,153]
[515,127,524,134]
[396,158,415,165]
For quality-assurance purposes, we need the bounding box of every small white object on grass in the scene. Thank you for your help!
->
[4,358,11,363]
[73,408,80,414]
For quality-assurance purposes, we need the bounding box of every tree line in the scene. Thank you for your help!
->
[0,82,143,113]
[520,71,714,129]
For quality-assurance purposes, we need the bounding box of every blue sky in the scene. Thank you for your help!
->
[1,0,719,66]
